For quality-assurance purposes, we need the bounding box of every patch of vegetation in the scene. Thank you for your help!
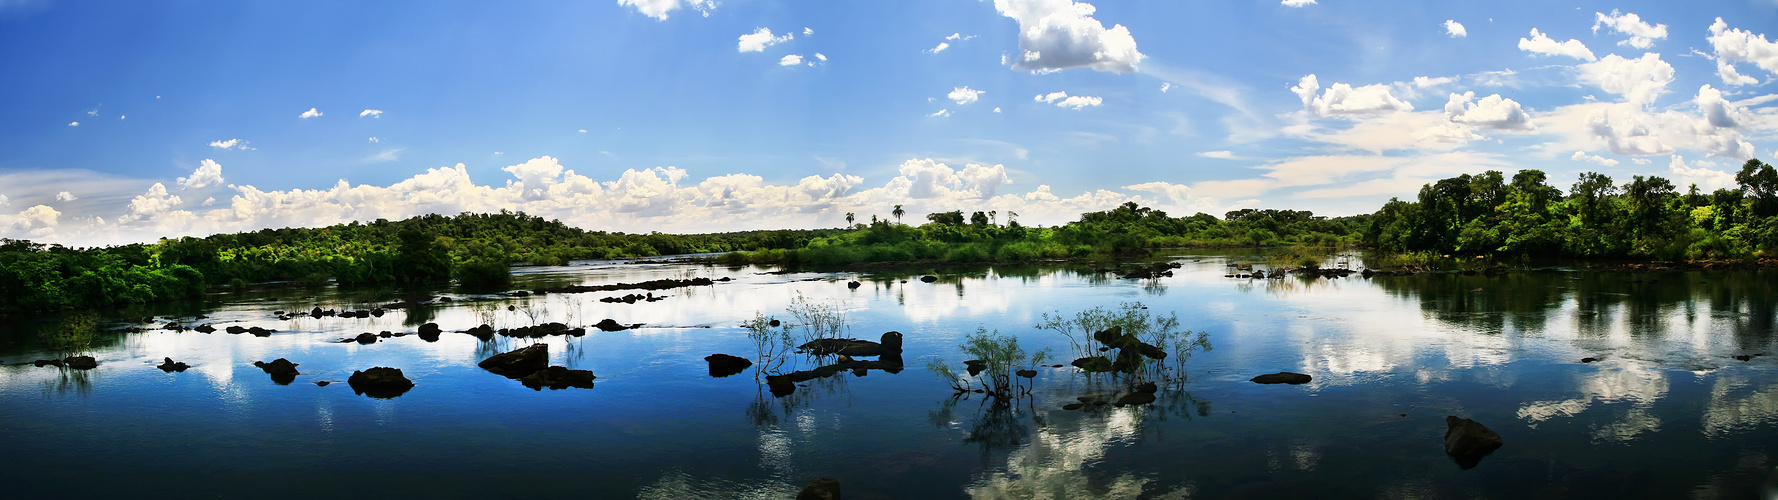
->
[929,327,1052,402]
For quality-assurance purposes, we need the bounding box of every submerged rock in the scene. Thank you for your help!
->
[799,331,903,357]
[354,332,379,344]
[254,358,301,385]
[920,275,937,283]
[1015,369,1037,379]
[33,358,64,368]
[1444,416,1504,469]
[797,477,841,500]
[193,324,217,333]
[1070,356,1113,373]
[157,357,190,372]
[478,344,549,378]
[518,366,596,390]
[347,367,415,399]
[464,324,495,341]
[705,354,753,378]
[1250,372,1313,384]
[64,356,98,370]
[593,319,635,332]
[1580,357,1600,363]
[501,322,587,338]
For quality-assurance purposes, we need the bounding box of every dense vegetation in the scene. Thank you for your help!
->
[721,203,1367,266]
[1363,159,1778,259]
[1,211,840,315]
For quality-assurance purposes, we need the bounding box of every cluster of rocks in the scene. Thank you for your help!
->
[157,357,190,372]
[501,322,589,338]
[477,344,596,390]
[601,293,665,303]
[746,332,906,396]
[32,356,98,369]
[530,276,730,296]
[1119,262,1181,280]
[273,307,386,321]
[1290,266,1358,279]
[1069,326,1167,374]
[1063,382,1160,410]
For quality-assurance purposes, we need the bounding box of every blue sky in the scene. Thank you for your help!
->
[1,0,1775,246]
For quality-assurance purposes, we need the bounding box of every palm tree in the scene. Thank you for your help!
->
[845,212,856,227]
[892,205,905,225]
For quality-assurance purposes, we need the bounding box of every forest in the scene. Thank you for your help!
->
[2,159,1774,315]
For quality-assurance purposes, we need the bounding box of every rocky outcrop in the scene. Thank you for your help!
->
[417,323,442,339]
[225,326,247,334]
[846,281,861,289]
[33,358,63,367]
[1121,262,1181,279]
[796,477,841,500]
[355,332,379,344]
[64,356,98,370]
[478,344,549,378]
[501,322,588,338]
[464,324,495,341]
[592,319,638,332]
[254,358,300,384]
[1250,372,1312,384]
[764,355,906,397]
[705,354,753,378]
[1444,416,1503,469]
[531,277,719,295]
[601,293,665,304]
[799,331,903,357]
[519,366,596,390]
[193,324,217,333]
[157,357,190,372]
[347,367,415,399]
[920,275,938,283]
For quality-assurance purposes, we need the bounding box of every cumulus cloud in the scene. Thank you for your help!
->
[1519,28,1596,61]
[1034,91,1102,109]
[1578,53,1674,106]
[618,0,715,21]
[1707,18,1778,86]
[1585,103,1674,156]
[1571,150,1619,167]
[1592,10,1667,49]
[814,53,826,62]
[177,159,225,190]
[1694,84,1745,129]
[0,194,7,206]
[993,0,1143,73]
[1668,155,1738,191]
[1444,92,1534,130]
[360,109,383,118]
[1413,76,1456,88]
[4,205,60,238]
[1281,0,1315,6]
[948,86,985,105]
[1197,151,1238,159]
[1290,74,1413,116]
[803,27,813,36]
[779,54,803,66]
[68,122,78,127]
[369,137,380,143]
[124,183,182,222]
[927,42,950,54]
[55,191,77,201]
[299,108,322,119]
[993,107,1002,113]
[1444,20,1466,37]
[208,138,254,150]
[738,27,792,53]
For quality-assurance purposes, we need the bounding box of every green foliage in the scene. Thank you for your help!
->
[929,327,1052,401]
[1363,162,1778,259]
[785,293,847,343]
[43,311,100,355]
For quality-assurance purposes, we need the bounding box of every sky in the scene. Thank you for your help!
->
[1,0,1776,247]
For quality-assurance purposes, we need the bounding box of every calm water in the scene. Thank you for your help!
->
[2,251,1775,499]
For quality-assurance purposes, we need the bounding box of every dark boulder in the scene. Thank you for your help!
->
[311,307,323,317]
[963,359,986,376]
[478,344,549,378]
[920,275,937,283]
[418,323,442,337]
[765,374,797,397]
[1581,357,1599,363]
[593,319,633,332]
[1250,372,1312,384]
[64,356,98,370]
[193,324,217,333]
[796,477,841,500]
[846,280,861,289]
[1114,391,1156,407]
[799,331,903,357]
[1444,416,1504,469]
[1071,356,1113,373]
[465,324,495,341]
[347,367,415,399]
[705,354,753,378]
[518,366,596,390]
[247,326,272,337]
[254,358,300,385]
[157,357,190,372]
[354,332,378,344]
[225,325,247,334]
[1015,369,1037,379]
[34,358,65,367]
[502,322,587,338]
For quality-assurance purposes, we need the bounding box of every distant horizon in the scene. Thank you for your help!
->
[1,0,1773,247]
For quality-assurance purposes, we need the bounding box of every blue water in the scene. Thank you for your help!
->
[1,253,1774,498]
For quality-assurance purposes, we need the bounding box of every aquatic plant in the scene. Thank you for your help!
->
[42,311,100,356]
[785,292,847,343]
[742,312,795,374]
[929,327,1051,403]
[1036,302,1209,380]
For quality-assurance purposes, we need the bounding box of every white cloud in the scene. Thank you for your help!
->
[55,191,76,201]
[177,159,225,190]
[618,0,715,21]
[1444,20,1466,37]
[67,121,78,127]
[779,54,803,66]
[86,109,98,117]
[1695,84,1745,129]
[1668,155,1737,191]
[929,109,952,118]
[814,53,826,62]
[124,183,182,221]
[299,108,322,119]
[1518,28,1596,61]
[803,27,813,36]
[1592,10,1667,49]
[0,194,7,206]
[1571,150,1619,167]
[1707,18,1778,86]
[1034,91,1102,109]
[1413,76,1455,88]
[208,138,254,150]
[1578,53,1674,106]
[738,27,793,53]
[368,137,380,143]
[993,107,1002,113]
[1281,0,1315,7]
[1444,92,1534,130]
[927,42,950,54]
[1290,74,1413,116]
[365,149,403,163]
[993,0,1143,73]
[360,109,383,118]
[4,205,60,238]
[1160,82,1172,92]
[1197,150,1238,159]
[948,86,985,105]
[577,129,588,133]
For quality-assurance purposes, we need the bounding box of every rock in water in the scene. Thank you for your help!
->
[705,354,753,378]
[1114,392,1156,407]
[347,367,415,399]
[478,344,549,378]
[354,332,378,344]
[157,357,190,372]
[1444,416,1504,469]
[253,358,300,385]
[63,356,98,370]
[593,319,631,332]
[920,275,937,283]
[417,322,442,341]
[1250,372,1312,384]
[518,366,596,390]
[465,324,495,341]
[846,280,861,289]
[797,477,841,500]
